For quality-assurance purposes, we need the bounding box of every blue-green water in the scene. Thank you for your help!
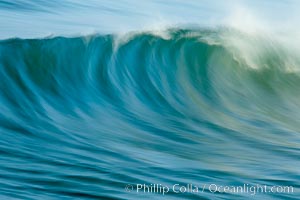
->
[1,1,300,200]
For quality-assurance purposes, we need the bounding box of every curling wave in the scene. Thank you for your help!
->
[0,28,299,199]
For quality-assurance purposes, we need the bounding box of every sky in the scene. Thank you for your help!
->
[0,0,298,38]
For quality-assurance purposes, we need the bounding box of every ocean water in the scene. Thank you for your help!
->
[0,1,300,200]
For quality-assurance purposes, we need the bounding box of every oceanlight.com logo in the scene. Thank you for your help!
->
[124,183,294,196]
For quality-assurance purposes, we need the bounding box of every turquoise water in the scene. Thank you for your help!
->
[1,1,300,200]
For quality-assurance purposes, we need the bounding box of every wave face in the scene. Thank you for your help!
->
[0,29,300,199]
